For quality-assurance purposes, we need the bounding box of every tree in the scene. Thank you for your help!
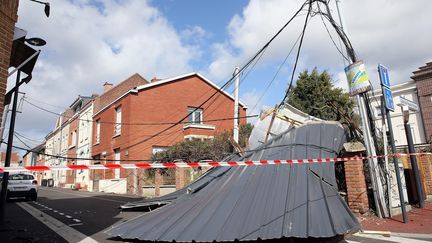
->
[287,68,354,123]
[152,124,254,162]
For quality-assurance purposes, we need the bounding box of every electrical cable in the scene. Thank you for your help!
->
[320,1,357,63]
[279,0,313,108]
[250,32,303,112]
[4,140,337,163]
[21,0,309,161]
[14,131,45,144]
[24,99,257,126]
[13,133,33,150]
[95,1,310,157]
[316,3,350,62]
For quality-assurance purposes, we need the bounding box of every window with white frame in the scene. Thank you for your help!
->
[114,106,122,135]
[96,119,100,143]
[71,130,77,146]
[114,148,120,179]
[187,107,203,124]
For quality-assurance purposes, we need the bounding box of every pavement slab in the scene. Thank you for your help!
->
[359,201,432,234]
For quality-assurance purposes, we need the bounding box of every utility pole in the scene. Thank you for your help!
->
[233,67,240,144]
[380,97,392,217]
[335,0,388,217]
[0,71,22,222]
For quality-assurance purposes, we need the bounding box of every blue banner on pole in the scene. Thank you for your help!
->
[378,64,391,88]
[383,87,394,111]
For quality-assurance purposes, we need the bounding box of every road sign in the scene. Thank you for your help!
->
[383,87,394,111]
[378,64,391,88]
[397,96,419,111]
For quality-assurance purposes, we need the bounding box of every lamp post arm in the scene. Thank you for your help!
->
[8,50,40,78]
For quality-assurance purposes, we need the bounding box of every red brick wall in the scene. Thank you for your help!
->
[93,74,247,160]
[0,151,21,164]
[412,62,432,141]
[344,154,369,214]
[66,116,79,185]
[419,154,432,195]
[175,168,186,189]
[92,74,247,193]
[0,1,19,126]
[93,73,148,114]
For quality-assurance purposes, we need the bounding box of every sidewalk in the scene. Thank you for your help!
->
[359,201,432,234]
[0,200,67,243]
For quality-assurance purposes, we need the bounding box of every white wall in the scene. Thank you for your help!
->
[76,103,93,189]
[370,82,426,147]
[45,123,69,187]
[99,179,127,194]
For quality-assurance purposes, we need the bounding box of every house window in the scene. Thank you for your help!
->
[152,146,168,155]
[114,106,122,136]
[71,130,77,146]
[114,148,120,179]
[96,119,100,143]
[188,107,203,124]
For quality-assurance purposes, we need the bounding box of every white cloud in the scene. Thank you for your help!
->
[11,0,199,142]
[208,0,432,89]
[8,0,432,149]
[181,25,210,43]
[241,89,264,124]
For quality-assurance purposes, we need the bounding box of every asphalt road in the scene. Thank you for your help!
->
[25,187,143,242]
[4,187,431,243]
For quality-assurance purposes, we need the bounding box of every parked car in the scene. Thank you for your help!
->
[0,172,38,201]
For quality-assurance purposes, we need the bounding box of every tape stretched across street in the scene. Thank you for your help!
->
[1,153,431,173]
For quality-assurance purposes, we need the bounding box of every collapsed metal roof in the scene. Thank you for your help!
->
[108,122,360,242]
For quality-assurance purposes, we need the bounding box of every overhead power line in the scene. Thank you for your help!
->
[24,99,257,126]
[5,141,336,163]
[116,0,310,155]
[279,0,313,107]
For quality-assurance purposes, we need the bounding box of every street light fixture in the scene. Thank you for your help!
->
[25,37,47,47]
[29,0,50,17]
[0,31,45,223]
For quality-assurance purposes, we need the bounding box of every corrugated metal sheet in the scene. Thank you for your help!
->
[120,166,232,210]
[108,122,360,242]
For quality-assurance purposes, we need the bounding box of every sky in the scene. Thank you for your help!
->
[5,0,432,154]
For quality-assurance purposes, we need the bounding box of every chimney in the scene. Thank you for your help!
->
[151,77,161,83]
[103,82,113,93]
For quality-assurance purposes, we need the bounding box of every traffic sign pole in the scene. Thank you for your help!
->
[378,64,407,223]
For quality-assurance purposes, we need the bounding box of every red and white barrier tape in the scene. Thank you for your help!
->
[1,153,431,173]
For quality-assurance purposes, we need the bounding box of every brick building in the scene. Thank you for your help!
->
[91,72,247,194]
[0,151,21,167]
[0,1,19,125]
[412,62,432,142]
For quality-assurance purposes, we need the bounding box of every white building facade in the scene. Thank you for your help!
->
[44,116,70,187]
[76,101,94,191]
[369,81,427,148]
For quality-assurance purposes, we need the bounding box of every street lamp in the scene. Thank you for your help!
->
[29,0,50,17]
[0,30,46,222]
[25,37,47,47]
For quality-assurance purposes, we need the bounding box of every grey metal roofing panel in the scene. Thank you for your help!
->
[120,166,232,210]
[108,122,360,242]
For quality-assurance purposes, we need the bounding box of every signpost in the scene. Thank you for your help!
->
[397,96,424,208]
[383,87,394,111]
[377,64,407,223]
